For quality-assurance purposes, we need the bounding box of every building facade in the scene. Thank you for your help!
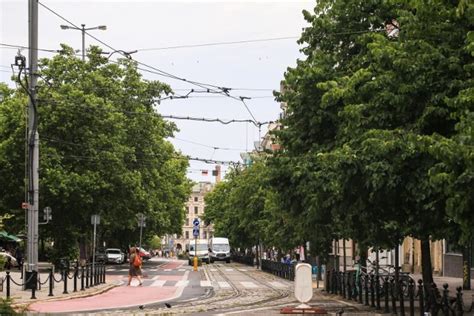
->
[173,181,215,254]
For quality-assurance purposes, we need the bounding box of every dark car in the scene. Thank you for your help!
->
[90,250,106,263]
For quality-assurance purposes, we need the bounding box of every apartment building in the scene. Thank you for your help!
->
[172,181,215,253]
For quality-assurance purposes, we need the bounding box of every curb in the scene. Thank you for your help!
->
[11,283,119,310]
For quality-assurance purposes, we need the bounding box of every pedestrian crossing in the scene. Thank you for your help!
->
[125,278,289,289]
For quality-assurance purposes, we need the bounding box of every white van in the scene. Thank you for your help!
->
[208,237,231,263]
[188,239,209,265]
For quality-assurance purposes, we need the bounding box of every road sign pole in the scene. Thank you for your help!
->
[193,237,198,271]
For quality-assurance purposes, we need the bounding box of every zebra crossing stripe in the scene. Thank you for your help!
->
[151,275,160,280]
[240,281,258,288]
[164,269,172,271]
[210,268,217,272]
[269,281,286,288]
[200,281,212,287]
[178,269,185,271]
[175,280,189,287]
[238,269,247,272]
[218,281,231,288]
[150,280,166,287]
[225,268,234,272]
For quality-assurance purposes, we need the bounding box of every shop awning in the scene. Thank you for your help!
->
[0,230,21,242]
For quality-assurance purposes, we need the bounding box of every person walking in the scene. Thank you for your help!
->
[127,247,143,286]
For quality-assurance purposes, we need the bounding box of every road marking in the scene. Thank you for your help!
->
[218,281,231,288]
[240,281,258,288]
[164,269,172,271]
[178,268,185,271]
[150,280,166,287]
[210,268,217,272]
[175,280,189,287]
[225,268,234,272]
[151,275,160,280]
[120,269,129,272]
[269,281,286,288]
[200,280,212,287]
[238,269,247,272]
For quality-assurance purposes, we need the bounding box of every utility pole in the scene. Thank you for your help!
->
[26,0,39,288]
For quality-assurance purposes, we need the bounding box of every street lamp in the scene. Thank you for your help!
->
[60,24,107,61]
[136,213,146,251]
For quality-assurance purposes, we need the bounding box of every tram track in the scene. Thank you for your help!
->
[149,263,295,314]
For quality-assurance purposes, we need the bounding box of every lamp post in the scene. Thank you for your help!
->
[60,24,107,61]
[136,213,146,251]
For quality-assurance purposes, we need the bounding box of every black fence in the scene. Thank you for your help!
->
[261,259,295,281]
[326,269,474,315]
[232,254,254,266]
[1,261,106,300]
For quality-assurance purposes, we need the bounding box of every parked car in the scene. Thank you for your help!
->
[0,252,19,268]
[90,250,106,263]
[105,248,125,264]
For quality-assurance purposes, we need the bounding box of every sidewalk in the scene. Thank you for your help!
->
[1,269,119,311]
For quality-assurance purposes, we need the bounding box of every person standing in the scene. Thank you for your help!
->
[127,247,143,286]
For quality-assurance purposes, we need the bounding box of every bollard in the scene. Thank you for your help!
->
[399,279,406,316]
[342,272,346,299]
[6,271,10,299]
[384,277,390,314]
[455,287,463,315]
[85,264,89,288]
[408,279,415,316]
[31,271,37,299]
[418,280,425,316]
[375,275,381,310]
[364,274,369,306]
[48,268,54,296]
[63,270,68,294]
[358,273,363,304]
[73,265,78,292]
[102,263,106,283]
[81,265,85,291]
[391,278,397,315]
[442,284,450,316]
[370,274,375,308]
[90,263,94,287]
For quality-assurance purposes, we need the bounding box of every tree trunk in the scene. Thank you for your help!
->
[462,242,472,290]
[358,242,368,268]
[420,237,434,289]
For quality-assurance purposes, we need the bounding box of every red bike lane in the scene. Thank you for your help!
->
[29,260,188,313]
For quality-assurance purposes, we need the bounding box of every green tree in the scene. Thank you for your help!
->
[270,0,472,285]
[0,46,191,261]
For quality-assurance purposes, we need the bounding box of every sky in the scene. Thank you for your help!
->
[0,0,314,183]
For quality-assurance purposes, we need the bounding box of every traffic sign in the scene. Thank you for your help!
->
[193,218,200,226]
[193,227,199,237]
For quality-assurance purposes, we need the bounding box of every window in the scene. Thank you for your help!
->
[189,206,192,214]
[185,231,189,239]
[185,218,189,226]
[194,206,198,214]
[194,196,198,202]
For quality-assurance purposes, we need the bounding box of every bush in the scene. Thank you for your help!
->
[0,298,22,315]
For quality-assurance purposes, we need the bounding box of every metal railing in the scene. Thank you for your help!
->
[1,261,106,300]
[261,259,295,281]
[232,254,254,266]
[325,269,474,315]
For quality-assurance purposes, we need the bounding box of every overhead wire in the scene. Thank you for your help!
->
[136,36,299,51]
[36,0,260,124]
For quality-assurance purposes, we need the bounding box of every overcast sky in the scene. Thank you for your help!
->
[0,0,314,182]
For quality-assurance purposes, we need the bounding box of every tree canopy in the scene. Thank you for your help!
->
[0,46,191,259]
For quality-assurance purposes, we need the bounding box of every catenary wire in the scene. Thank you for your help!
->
[36,1,260,124]
[136,36,299,51]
